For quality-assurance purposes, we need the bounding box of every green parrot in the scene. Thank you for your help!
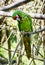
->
[12,10,33,59]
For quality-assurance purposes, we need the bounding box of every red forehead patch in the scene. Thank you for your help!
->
[14,16,17,20]
[13,15,19,20]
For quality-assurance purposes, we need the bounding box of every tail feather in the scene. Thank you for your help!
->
[23,35,31,59]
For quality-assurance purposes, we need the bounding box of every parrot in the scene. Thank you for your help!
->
[12,10,33,59]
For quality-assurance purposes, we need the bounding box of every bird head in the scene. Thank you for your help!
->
[12,10,22,22]
[13,15,21,21]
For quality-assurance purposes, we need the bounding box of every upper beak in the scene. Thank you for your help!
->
[16,17,20,21]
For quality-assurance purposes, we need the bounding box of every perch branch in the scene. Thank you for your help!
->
[0,24,45,35]
[0,25,45,34]
[21,27,45,35]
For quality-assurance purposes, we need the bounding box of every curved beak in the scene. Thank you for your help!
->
[16,17,20,21]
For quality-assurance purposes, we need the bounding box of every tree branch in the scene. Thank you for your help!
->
[21,27,45,35]
[0,45,14,52]
[29,13,45,20]
[0,11,45,20]
[0,11,12,17]
[0,0,30,11]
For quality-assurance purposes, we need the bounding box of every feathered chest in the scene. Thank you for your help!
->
[18,16,32,32]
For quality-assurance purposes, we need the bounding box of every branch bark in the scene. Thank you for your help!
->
[0,0,31,11]
[29,13,45,20]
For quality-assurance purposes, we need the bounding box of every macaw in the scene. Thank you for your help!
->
[12,10,33,59]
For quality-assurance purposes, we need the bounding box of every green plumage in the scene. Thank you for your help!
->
[12,10,33,59]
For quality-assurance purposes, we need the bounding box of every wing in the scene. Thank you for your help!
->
[19,15,33,32]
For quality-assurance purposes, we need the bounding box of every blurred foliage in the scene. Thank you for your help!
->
[10,33,17,43]
[34,34,38,41]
